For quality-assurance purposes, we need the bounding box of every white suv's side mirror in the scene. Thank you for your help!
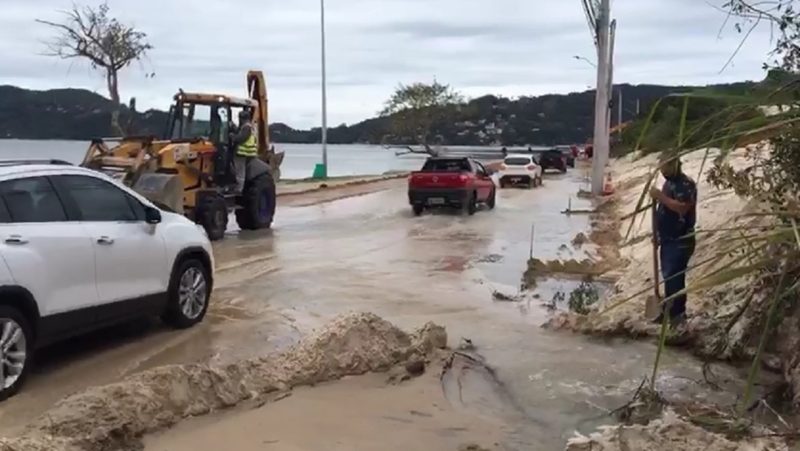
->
[145,206,162,224]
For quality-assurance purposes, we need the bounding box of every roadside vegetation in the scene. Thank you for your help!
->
[568,281,601,315]
[612,71,799,157]
[595,1,800,435]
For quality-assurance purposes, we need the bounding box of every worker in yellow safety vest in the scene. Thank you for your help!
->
[231,109,258,192]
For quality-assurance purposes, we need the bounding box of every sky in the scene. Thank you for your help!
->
[0,0,778,129]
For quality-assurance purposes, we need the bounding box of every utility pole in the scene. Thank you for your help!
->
[319,0,329,178]
[636,98,641,116]
[618,88,623,130]
[591,0,611,195]
[606,19,616,132]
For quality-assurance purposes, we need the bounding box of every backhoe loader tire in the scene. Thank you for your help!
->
[236,174,276,231]
[196,194,228,241]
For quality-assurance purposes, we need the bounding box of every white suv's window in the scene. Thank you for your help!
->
[504,157,532,166]
[55,175,144,222]
[0,177,67,223]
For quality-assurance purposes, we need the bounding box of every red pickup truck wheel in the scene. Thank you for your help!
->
[487,188,496,209]
[413,204,424,216]
[464,192,477,216]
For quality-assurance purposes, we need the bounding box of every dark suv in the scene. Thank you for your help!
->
[537,149,568,173]
[555,145,576,168]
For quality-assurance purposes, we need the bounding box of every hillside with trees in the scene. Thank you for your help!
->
[614,70,799,156]
[0,85,167,139]
[0,81,762,144]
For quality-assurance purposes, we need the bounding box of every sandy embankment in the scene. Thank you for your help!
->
[552,147,800,399]
[549,148,756,336]
[0,313,450,451]
[549,148,796,450]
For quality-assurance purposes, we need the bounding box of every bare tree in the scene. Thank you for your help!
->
[38,2,152,135]
[721,1,800,71]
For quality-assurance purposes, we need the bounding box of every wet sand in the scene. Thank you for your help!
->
[279,176,408,207]
[144,362,506,451]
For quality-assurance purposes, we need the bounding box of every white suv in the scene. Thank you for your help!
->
[498,154,543,189]
[0,161,214,400]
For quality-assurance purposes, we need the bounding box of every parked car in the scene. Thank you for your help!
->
[408,157,496,216]
[555,145,576,168]
[498,154,543,189]
[538,149,568,173]
[0,160,214,401]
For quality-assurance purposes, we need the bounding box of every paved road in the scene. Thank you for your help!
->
[0,170,743,448]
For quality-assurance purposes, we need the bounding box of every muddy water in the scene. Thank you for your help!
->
[146,363,508,451]
[0,169,756,448]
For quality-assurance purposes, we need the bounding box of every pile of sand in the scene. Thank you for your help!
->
[565,410,788,451]
[0,313,447,451]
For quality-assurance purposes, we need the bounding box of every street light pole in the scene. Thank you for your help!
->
[605,19,616,133]
[319,0,328,178]
[573,55,597,68]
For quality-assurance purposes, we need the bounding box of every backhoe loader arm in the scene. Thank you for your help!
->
[247,70,269,155]
[246,70,283,181]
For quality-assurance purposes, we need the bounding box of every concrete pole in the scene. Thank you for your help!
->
[320,0,329,177]
[618,88,623,130]
[606,19,616,133]
[636,98,641,116]
[591,0,611,195]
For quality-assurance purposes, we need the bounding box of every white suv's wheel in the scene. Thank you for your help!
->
[0,306,31,401]
[163,259,210,329]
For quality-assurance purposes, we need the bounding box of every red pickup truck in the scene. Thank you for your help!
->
[408,157,496,216]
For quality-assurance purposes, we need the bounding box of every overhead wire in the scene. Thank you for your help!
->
[581,0,598,43]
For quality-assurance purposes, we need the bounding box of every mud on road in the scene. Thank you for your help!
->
[0,169,765,449]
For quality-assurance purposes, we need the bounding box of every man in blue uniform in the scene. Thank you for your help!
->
[650,157,697,324]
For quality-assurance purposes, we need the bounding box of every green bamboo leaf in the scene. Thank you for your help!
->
[740,266,790,414]
[624,98,668,241]
[598,245,757,315]
[687,255,784,292]
[678,96,689,148]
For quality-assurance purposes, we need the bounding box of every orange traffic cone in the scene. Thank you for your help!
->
[602,173,615,196]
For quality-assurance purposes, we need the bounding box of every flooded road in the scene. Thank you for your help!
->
[0,170,755,448]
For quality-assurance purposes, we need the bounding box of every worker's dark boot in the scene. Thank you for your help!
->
[669,313,687,327]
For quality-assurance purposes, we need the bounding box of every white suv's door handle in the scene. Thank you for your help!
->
[4,235,28,245]
[97,236,115,245]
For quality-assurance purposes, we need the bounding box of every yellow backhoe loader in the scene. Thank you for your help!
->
[81,71,284,241]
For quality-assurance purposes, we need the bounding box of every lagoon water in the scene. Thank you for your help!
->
[0,140,428,180]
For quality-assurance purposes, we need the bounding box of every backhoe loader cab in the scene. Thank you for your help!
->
[81,71,283,241]
[165,93,259,188]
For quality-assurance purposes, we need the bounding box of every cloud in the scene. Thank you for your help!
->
[0,0,777,128]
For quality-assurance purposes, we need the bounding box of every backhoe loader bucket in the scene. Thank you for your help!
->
[132,173,185,215]
[266,150,285,182]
